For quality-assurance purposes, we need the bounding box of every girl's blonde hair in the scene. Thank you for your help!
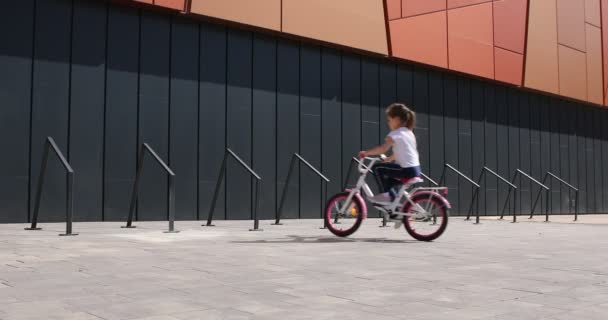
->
[386,103,416,130]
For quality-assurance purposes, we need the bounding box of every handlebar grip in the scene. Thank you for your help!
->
[358,152,366,159]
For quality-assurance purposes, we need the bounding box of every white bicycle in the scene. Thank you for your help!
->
[324,156,451,241]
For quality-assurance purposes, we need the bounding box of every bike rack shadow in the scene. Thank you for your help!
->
[205,148,263,231]
[273,153,330,227]
[123,143,178,233]
[469,167,517,224]
[532,172,579,222]
[439,163,480,223]
[509,169,550,221]
[25,137,77,236]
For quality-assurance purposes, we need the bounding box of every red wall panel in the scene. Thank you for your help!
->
[585,0,602,26]
[447,0,491,9]
[155,0,185,10]
[557,0,587,52]
[494,47,523,85]
[402,0,446,17]
[390,11,448,68]
[447,3,494,79]
[558,45,588,101]
[493,0,527,54]
[282,0,388,54]
[525,0,559,94]
[586,24,604,104]
[387,0,402,20]
[190,0,281,31]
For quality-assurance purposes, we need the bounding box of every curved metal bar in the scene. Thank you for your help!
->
[275,153,330,225]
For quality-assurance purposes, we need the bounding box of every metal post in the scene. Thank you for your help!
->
[59,172,77,236]
[164,175,179,233]
[545,190,551,222]
[274,155,296,225]
[512,191,517,223]
[123,145,145,229]
[320,182,328,229]
[250,179,262,231]
[26,142,50,231]
[574,191,579,221]
[205,152,228,227]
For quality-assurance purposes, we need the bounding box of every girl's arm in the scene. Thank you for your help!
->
[361,136,393,157]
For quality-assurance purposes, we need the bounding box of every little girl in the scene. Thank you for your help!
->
[360,103,421,204]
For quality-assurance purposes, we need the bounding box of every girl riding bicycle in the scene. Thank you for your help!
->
[360,103,421,205]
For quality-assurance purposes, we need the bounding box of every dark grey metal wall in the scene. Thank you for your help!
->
[1,0,606,223]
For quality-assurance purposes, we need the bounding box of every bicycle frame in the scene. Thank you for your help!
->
[339,157,449,217]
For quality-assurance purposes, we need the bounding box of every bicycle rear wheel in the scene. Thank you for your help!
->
[401,193,449,241]
[324,192,364,237]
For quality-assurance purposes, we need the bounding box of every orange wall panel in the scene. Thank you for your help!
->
[557,0,587,52]
[585,0,602,26]
[494,47,523,85]
[387,0,402,20]
[447,3,494,79]
[190,0,281,31]
[493,0,527,54]
[525,0,559,94]
[155,0,185,10]
[402,0,446,17]
[447,0,491,9]
[389,11,448,68]
[585,24,604,104]
[558,45,588,101]
[282,0,388,54]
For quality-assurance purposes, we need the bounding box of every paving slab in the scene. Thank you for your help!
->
[0,217,607,319]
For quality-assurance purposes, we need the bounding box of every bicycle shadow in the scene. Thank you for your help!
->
[231,235,421,244]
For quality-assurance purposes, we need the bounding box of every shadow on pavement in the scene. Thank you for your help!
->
[231,235,421,244]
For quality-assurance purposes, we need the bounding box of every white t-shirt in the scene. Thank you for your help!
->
[388,127,420,168]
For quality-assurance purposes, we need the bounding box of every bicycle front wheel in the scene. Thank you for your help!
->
[401,193,449,241]
[324,192,364,237]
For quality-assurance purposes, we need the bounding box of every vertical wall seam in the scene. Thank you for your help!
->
[27,0,39,223]
[250,32,254,219]
[66,0,75,219]
[274,39,278,217]
[167,15,173,220]
[196,22,201,220]
[135,9,142,221]
[340,51,344,190]
[297,42,301,219]
[102,0,110,221]
[224,27,228,220]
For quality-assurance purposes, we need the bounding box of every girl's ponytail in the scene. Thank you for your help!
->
[405,108,416,130]
[386,103,416,130]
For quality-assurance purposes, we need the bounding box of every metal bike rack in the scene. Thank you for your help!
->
[123,143,178,233]
[508,169,550,221]
[25,137,77,236]
[273,153,330,226]
[469,167,518,223]
[205,148,263,231]
[439,163,480,222]
[532,172,579,221]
